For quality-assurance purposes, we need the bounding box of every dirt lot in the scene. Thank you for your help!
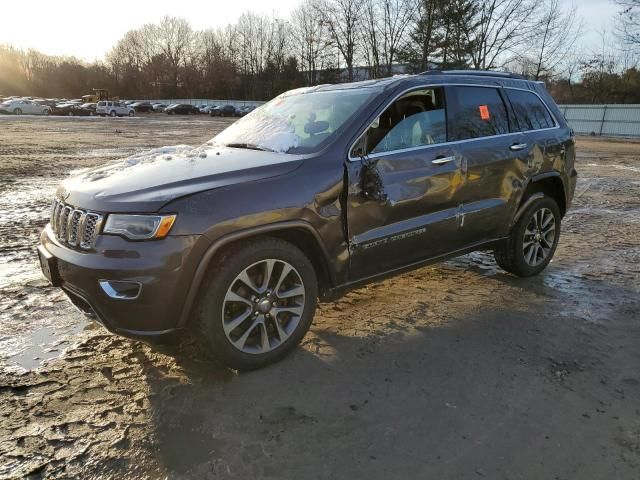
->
[0,117,639,479]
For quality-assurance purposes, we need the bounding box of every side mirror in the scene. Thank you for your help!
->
[360,159,387,203]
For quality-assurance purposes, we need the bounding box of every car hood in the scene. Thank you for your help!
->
[57,145,305,212]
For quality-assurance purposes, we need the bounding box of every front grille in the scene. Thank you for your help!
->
[50,199,103,250]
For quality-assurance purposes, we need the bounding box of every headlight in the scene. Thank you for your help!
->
[103,214,176,240]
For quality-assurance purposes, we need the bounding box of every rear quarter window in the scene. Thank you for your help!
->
[506,89,556,131]
[449,86,509,141]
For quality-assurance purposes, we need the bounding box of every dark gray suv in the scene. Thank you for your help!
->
[38,70,577,369]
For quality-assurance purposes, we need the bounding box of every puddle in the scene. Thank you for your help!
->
[4,323,89,371]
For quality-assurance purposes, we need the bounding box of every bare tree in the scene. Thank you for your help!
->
[154,17,196,96]
[467,0,539,70]
[291,0,330,85]
[515,0,583,79]
[615,0,640,46]
[379,0,414,75]
[317,0,365,81]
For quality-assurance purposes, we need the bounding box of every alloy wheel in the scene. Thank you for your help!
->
[221,259,306,355]
[522,207,556,266]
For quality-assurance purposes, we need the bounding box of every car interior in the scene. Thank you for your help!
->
[353,88,447,157]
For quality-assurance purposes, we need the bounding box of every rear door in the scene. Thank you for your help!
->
[504,88,563,177]
[346,86,465,279]
[446,85,531,244]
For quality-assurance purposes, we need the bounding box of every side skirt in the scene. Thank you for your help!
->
[321,237,507,301]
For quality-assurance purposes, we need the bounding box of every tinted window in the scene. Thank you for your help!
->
[506,89,555,131]
[449,86,509,141]
[353,87,447,156]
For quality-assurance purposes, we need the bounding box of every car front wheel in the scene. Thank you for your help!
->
[193,237,318,370]
[494,196,561,277]
[14,108,22,115]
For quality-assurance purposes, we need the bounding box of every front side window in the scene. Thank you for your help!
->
[506,89,555,131]
[449,86,509,141]
[352,88,447,157]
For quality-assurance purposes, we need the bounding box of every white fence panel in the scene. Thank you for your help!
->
[560,105,640,138]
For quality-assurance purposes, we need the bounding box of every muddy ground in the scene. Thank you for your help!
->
[0,117,639,479]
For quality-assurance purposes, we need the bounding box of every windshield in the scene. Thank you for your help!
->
[210,88,378,154]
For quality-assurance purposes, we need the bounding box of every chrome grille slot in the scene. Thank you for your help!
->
[67,210,83,246]
[58,206,72,240]
[81,213,102,250]
[49,199,102,250]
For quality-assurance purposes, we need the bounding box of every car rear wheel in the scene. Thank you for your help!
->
[14,108,22,115]
[193,237,318,370]
[494,196,561,277]
[110,110,116,117]
[128,111,134,117]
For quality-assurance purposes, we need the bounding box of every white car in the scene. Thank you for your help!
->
[96,101,135,117]
[0,99,51,115]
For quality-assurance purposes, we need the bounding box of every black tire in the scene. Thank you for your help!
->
[193,237,318,370]
[110,110,116,118]
[494,196,561,277]
[14,108,22,115]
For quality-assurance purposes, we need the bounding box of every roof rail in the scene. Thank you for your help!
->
[419,69,525,80]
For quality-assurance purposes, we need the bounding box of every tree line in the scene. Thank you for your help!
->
[1,0,639,103]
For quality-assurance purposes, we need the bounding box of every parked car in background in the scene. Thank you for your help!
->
[152,103,168,112]
[96,101,135,117]
[210,104,236,117]
[235,106,256,117]
[53,103,96,116]
[131,101,155,113]
[51,103,83,116]
[165,104,200,115]
[199,105,214,114]
[0,99,51,115]
[36,99,59,108]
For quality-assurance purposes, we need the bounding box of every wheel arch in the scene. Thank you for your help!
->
[518,172,567,219]
[177,221,334,329]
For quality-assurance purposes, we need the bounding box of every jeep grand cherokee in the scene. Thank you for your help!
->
[38,70,577,369]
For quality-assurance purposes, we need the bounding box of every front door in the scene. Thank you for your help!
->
[346,86,464,279]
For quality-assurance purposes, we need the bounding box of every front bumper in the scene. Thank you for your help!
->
[39,225,207,340]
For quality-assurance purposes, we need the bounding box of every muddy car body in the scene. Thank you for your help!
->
[39,71,577,369]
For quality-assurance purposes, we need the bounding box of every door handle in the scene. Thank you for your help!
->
[432,156,455,165]
[509,143,528,151]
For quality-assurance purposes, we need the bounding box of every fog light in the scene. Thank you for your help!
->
[99,280,142,300]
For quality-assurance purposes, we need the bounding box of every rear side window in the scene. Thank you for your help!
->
[506,89,555,131]
[449,86,509,141]
[97,101,105,106]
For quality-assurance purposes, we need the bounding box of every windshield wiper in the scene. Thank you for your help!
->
[225,143,276,152]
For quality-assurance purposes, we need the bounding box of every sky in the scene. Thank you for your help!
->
[0,0,616,62]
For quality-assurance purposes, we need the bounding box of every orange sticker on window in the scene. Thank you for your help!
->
[479,105,490,120]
